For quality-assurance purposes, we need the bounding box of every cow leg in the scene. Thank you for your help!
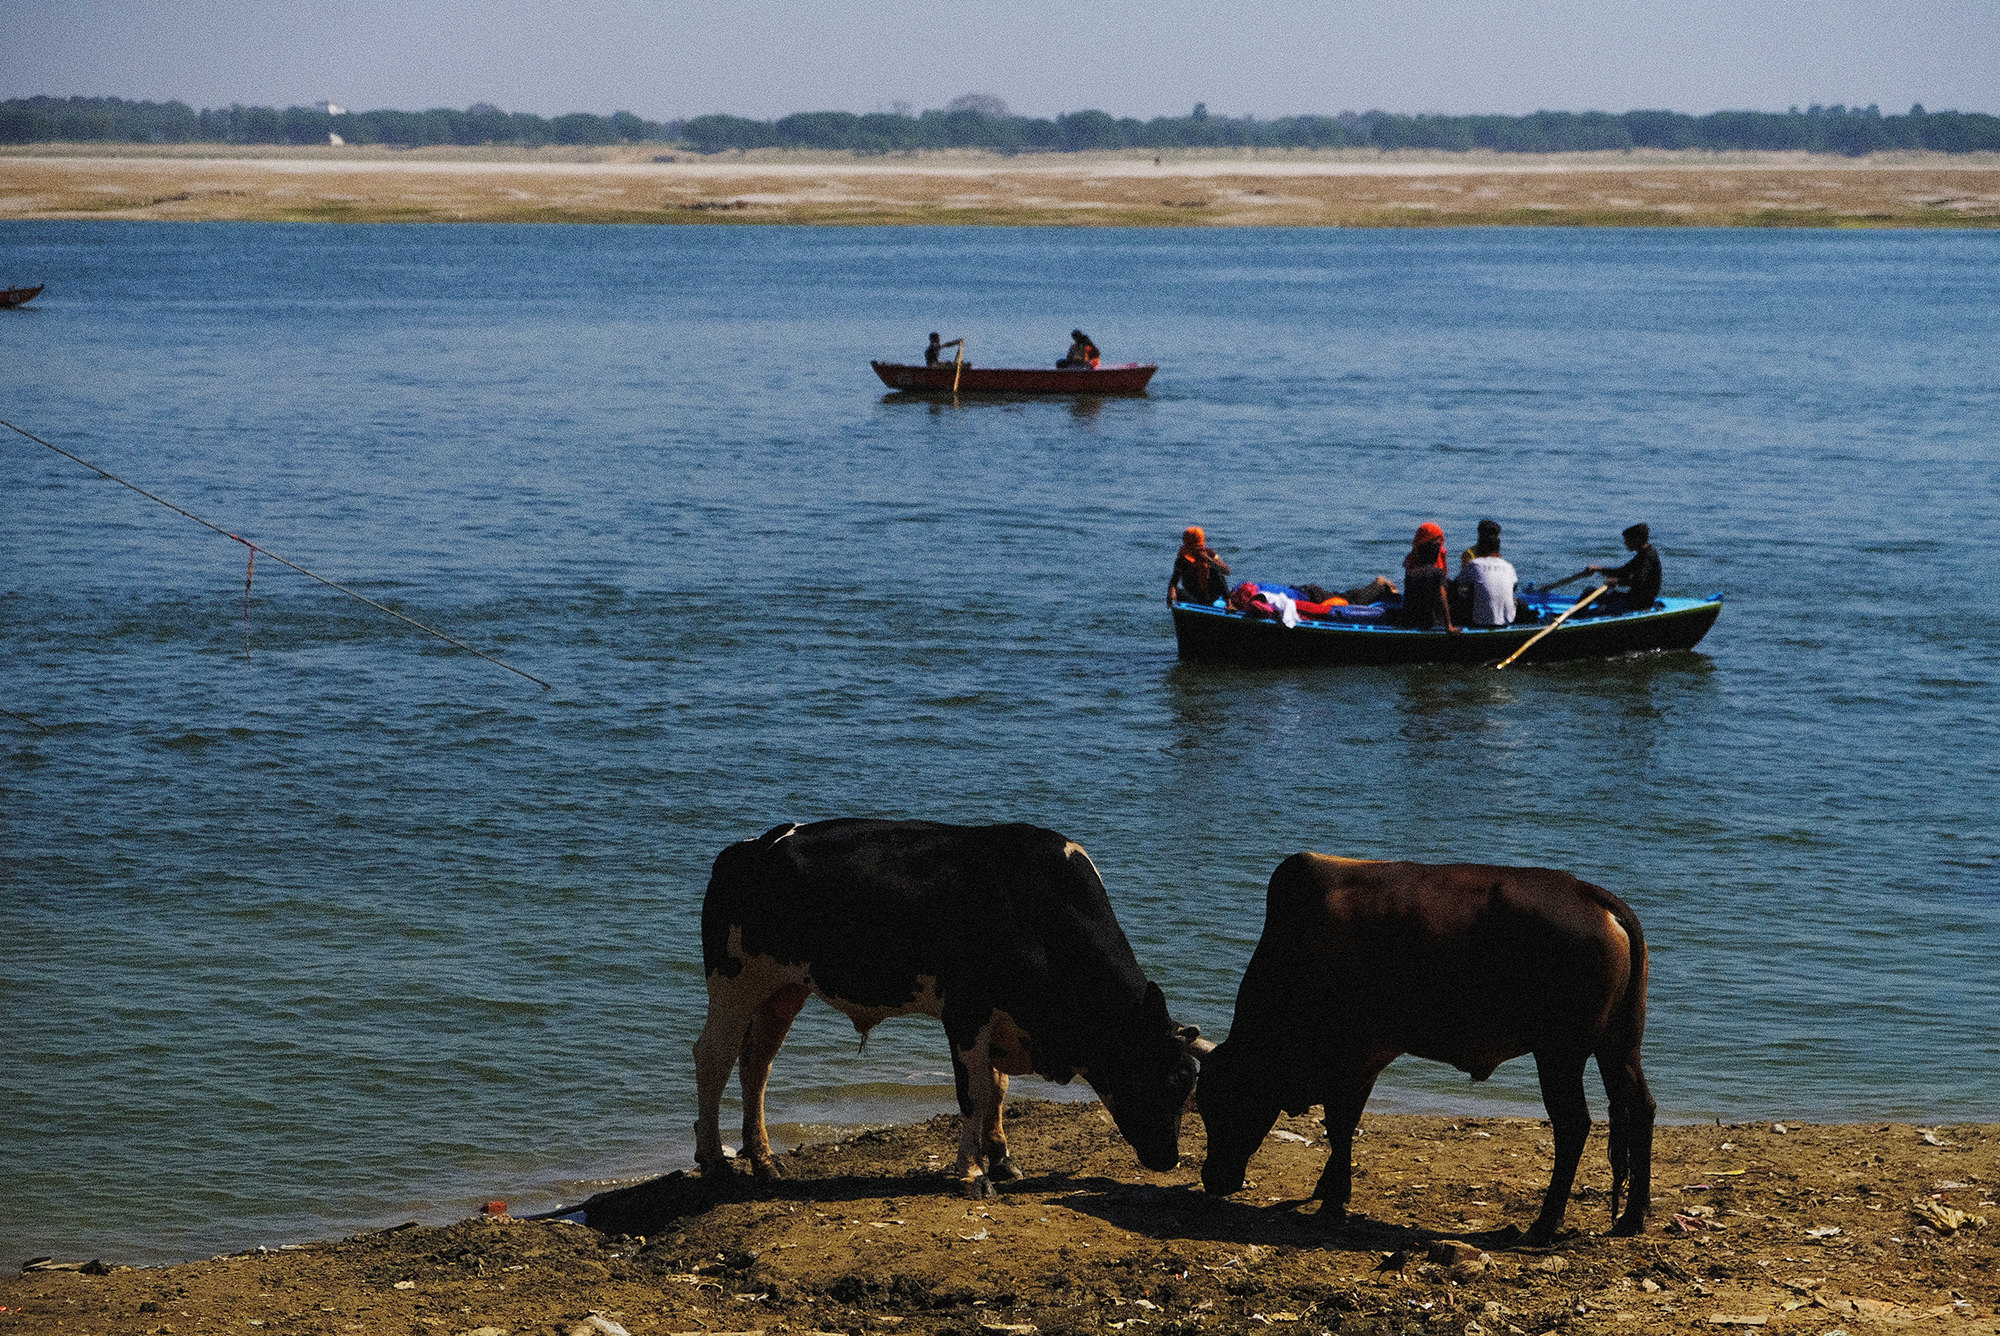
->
[952,1024,1007,1198]
[1529,1049,1592,1245]
[983,1071,1022,1182]
[948,1047,1019,1181]
[737,982,809,1179]
[693,977,757,1177]
[1312,1078,1376,1227]
[1599,1043,1657,1236]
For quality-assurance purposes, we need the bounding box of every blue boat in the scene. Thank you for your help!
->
[1170,586,1723,667]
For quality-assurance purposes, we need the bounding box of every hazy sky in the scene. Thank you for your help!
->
[6,0,1995,121]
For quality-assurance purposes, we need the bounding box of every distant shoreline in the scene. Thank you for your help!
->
[4,144,1997,226]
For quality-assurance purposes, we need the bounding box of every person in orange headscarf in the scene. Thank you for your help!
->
[1168,525,1231,605]
[1396,522,1458,631]
[1058,329,1101,370]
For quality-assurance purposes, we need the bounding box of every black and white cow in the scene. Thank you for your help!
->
[694,819,1202,1196]
[1196,854,1655,1244]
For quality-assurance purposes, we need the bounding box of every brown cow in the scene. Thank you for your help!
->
[1196,854,1654,1244]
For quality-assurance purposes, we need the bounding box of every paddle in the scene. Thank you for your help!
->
[952,341,965,394]
[1492,584,1609,670]
[1537,567,1597,593]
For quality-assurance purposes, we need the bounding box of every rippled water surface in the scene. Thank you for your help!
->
[2,222,1996,1265]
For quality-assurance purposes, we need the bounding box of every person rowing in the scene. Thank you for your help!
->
[1582,523,1662,615]
[925,332,964,367]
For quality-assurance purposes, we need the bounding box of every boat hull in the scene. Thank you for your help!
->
[872,361,1156,394]
[0,285,44,309]
[1171,596,1722,667]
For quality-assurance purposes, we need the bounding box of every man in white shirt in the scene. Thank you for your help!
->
[1458,518,1518,628]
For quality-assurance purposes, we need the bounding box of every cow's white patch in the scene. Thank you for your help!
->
[711,934,948,1037]
[1063,842,1105,884]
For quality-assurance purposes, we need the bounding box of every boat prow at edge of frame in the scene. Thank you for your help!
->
[1171,594,1723,667]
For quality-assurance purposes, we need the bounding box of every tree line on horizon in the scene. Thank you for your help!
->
[5,93,1998,157]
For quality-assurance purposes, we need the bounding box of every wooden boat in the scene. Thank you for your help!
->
[872,360,1156,395]
[0,285,44,308]
[1171,586,1722,667]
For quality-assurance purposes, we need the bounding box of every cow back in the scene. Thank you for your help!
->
[1233,854,1645,1093]
[702,819,1154,1076]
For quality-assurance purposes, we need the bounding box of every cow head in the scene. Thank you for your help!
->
[1089,981,1201,1173]
[1192,1038,1280,1196]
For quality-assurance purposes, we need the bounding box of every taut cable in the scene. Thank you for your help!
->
[3,418,552,690]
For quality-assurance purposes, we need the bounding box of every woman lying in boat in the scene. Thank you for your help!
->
[1225,580,1405,625]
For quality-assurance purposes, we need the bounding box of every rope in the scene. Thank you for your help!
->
[3,418,552,690]
[242,546,256,664]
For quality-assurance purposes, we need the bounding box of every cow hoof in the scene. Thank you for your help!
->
[750,1158,786,1181]
[987,1155,1024,1183]
[1312,1205,1350,1229]
[962,1174,996,1199]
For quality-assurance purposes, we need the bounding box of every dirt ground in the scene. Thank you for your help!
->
[7,1100,1993,1336]
[3,146,1998,226]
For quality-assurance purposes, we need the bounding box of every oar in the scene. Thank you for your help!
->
[1537,567,1597,592]
[952,341,965,394]
[1492,584,1609,670]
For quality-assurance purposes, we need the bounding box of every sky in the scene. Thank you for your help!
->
[4,0,1995,122]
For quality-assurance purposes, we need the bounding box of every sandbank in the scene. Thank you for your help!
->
[4,145,1998,226]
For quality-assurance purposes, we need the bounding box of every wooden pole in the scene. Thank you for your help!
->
[1492,584,1609,670]
[1538,567,1597,592]
[952,341,965,394]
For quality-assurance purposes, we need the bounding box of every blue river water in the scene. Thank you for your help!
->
[2,221,1996,1267]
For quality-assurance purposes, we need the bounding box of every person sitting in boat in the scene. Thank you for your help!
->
[1393,522,1459,632]
[924,332,964,367]
[1169,525,1232,605]
[1583,522,1662,615]
[1454,518,1519,628]
[1057,329,1100,370]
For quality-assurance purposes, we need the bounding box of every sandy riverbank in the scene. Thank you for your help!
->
[5,1101,1992,1335]
[3,146,1998,226]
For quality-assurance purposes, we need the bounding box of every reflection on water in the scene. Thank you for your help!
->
[880,391,1116,420]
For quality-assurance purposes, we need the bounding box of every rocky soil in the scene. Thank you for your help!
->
[6,1101,1994,1336]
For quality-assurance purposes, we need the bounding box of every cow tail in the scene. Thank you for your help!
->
[1604,898,1655,1229]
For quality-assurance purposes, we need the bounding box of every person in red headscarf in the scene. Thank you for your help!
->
[1396,522,1458,631]
[1168,525,1231,605]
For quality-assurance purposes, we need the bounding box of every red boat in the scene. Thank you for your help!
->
[0,285,44,309]
[871,360,1156,395]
